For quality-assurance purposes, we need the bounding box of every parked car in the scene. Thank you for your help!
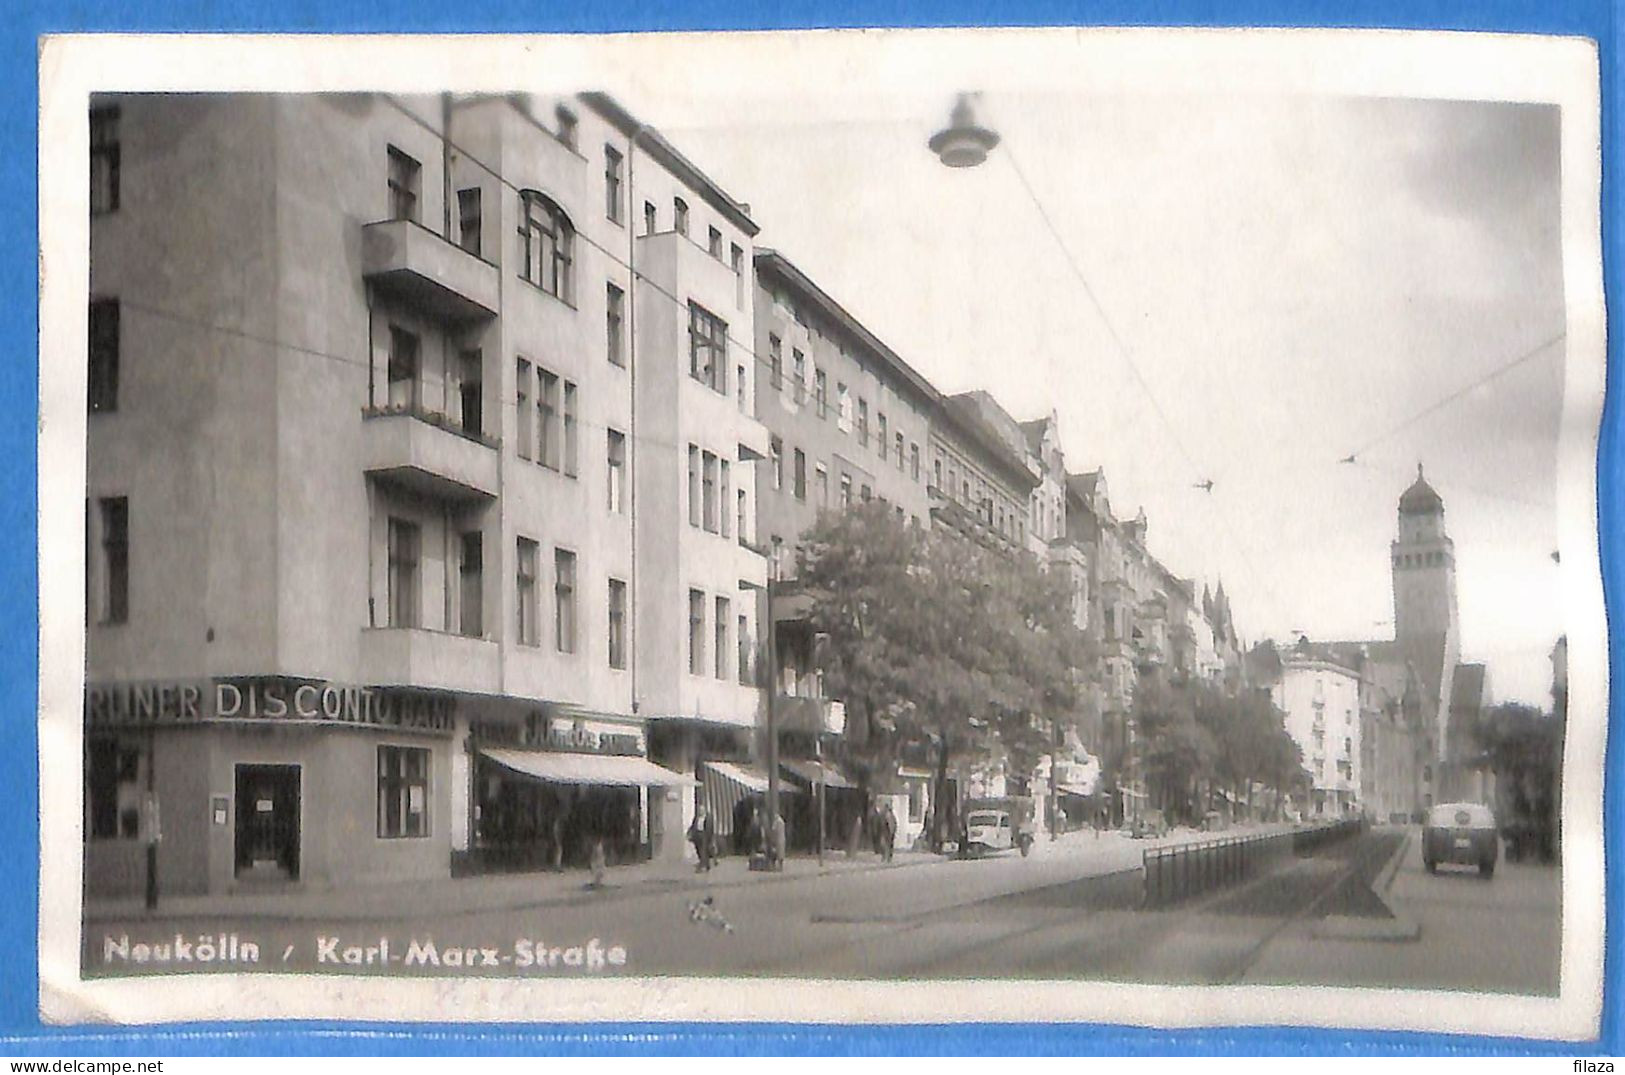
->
[959,809,1033,857]
[1422,801,1499,877]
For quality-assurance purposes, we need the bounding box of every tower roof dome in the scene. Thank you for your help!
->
[1399,464,1443,515]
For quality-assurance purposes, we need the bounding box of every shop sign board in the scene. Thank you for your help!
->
[84,679,457,735]
[468,711,645,756]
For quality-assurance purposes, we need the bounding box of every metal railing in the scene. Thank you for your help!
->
[1141,818,1367,908]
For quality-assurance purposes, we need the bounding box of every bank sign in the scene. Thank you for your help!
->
[85,680,456,735]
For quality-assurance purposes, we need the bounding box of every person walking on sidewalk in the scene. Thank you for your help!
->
[878,801,897,862]
[688,805,716,873]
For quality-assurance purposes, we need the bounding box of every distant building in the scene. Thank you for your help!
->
[1268,639,1364,817]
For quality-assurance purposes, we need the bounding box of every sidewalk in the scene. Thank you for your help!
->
[85,819,1300,925]
[85,845,942,925]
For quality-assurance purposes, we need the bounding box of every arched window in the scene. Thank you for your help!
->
[519,190,574,304]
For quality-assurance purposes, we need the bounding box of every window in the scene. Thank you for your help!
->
[387,517,420,628]
[459,531,483,637]
[554,548,577,654]
[857,398,869,445]
[88,299,119,414]
[459,350,482,435]
[909,441,919,480]
[99,496,128,624]
[516,359,532,460]
[378,746,429,839]
[731,243,744,304]
[708,226,723,258]
[673,197,689,236]
[840,474,852,507]
[769,336,783,390]
[387,326,420,410]
[688,589,705,675]
[537,369,561,470]
[933,458,943,490]
[519,192,574,303]
[816,464,829,505]
[738,614,751,685]
[793,448,806,501]
[604,145,624,223]
[606,283,625,366]
[792,350,806,402]
[702,451,719,533]
[608,578,627,669]
[607,429,626,513]
[387,146,420,223]
[736,488,748,544]
[563,381,578,477]
[878,414,888,460]
[770,436,783,491]
[715,596,731,680]
[837,383,851,431]
[556,106,578,150]
[644,200,657,235]
[516,538,539,646]
[815,368,827,416]
[737,364,747,412]
[457,187,481,256]
[688,302,727,394]
[861,484,872,502]
[688,445,701,527]
[90,107,119,214]
[86,736,141,839]
[720,461,732,538]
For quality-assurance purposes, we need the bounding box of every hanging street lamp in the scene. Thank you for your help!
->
[928,93,1000,168]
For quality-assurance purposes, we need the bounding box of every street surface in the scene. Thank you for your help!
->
[85,826,1559,994]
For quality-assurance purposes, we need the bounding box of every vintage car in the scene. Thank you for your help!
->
[955,798,1033,857]
[1422,801,1500,877]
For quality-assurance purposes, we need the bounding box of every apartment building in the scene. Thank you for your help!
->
[928,394,1039,555]
[1269,642,1365,817]
[83,92,765,899]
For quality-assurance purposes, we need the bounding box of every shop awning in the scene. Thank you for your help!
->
[781,758,857,790]
[700,760,800,839]
[482,749,695,788]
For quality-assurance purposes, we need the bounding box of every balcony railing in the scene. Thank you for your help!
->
[359,626,501,695]
[362,218,500,321]
[362,406,500,501]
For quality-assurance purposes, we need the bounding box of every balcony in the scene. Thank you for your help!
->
[362,407,499,501]
[359,627,501,695]
[736,415,771,463]
[773,695,846,736]
[362,219,500,322]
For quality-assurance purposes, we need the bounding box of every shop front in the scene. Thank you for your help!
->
[462,706,693,874]
[83,677,458,900]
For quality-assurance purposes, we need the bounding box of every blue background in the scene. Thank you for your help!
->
[6,0,1618,1057]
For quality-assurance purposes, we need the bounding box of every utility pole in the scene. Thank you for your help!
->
[1049,719,1061,842]
[143,725,159,910]
[765,565,780,864]
[815,732,826,867]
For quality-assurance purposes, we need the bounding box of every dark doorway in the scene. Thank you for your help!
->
[234,764,300,881]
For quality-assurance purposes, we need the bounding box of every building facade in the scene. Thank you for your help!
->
[84,92,768,899]
[1270,643,1364,817]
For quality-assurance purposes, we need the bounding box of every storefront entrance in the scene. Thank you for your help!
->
[234,764,300,882]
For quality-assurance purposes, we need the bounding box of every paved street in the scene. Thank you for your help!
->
[84,825,1559,995]
[1244,828,1561,995]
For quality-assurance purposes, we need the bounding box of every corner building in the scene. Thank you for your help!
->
[83,93,767,900]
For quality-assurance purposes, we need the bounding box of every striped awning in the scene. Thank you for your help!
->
[482,749,694,788]
[699,760,799,838]
[781,758,857,790]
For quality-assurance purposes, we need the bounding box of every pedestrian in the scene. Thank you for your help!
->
[769,809,787,871]
[688,805,716,873]
[879,801,897,862]
[549,811,566,871]
[589,837,607,889]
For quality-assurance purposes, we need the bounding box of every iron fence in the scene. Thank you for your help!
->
[1141,818,1368,908]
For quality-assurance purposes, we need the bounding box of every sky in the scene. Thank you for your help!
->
[634,88,1567,706]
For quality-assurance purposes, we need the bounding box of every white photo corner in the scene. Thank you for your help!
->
[36,29,1608,1039]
